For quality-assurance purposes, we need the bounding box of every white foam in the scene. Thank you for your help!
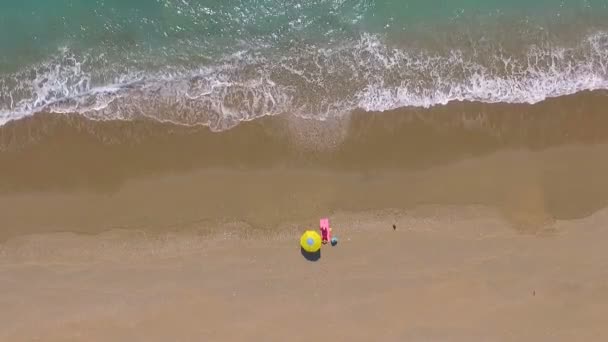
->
[354,32,608,111]
[1,31,608,130]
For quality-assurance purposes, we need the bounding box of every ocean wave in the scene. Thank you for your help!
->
[1,31,608,130]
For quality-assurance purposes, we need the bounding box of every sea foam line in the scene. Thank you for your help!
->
[1,32,607,130]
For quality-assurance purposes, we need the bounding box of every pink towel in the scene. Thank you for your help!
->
[320,218,331,242]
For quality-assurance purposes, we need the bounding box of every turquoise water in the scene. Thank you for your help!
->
[1,0,608,129]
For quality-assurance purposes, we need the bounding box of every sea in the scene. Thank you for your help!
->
[1,0,608,131]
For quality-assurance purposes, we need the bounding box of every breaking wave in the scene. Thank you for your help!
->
[1,31,608,131]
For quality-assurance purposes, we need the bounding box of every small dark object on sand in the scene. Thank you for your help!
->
[393,224,396,230]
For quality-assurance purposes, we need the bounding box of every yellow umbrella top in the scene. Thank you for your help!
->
[300,230,322,253]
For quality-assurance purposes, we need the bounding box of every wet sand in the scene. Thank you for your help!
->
[1,91,608,340]
[2,92,608,239]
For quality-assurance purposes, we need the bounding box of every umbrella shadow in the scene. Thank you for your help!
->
[301,247,321,262]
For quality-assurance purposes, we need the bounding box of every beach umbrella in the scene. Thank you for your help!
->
[300,230,322,253]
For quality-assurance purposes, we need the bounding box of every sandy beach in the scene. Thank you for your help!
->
[2,206,608,341]
[2,92,608,340]
[3,1,608,339]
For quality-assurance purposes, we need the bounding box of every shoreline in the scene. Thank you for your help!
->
[2,91,608,240]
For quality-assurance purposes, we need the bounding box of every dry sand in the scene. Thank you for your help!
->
[1,207,607,341]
